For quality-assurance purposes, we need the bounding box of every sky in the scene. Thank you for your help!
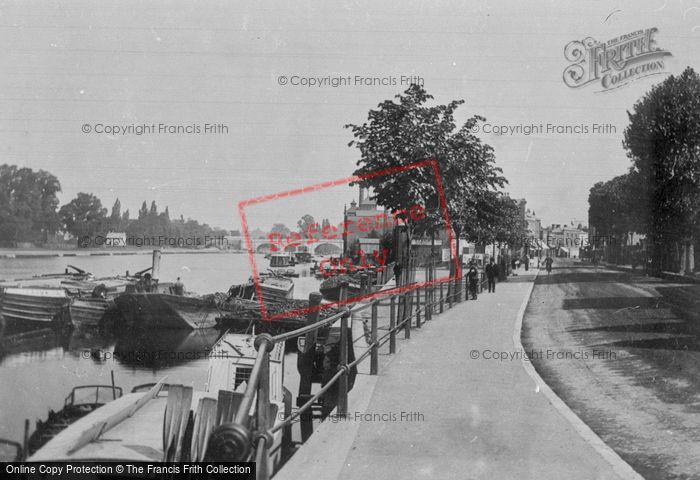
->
[1,0,699,232]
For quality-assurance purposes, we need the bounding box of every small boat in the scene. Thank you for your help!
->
[269,252,295,268]
[277,268,299,278]
[227,273,295,302]
[112,292,220,330]
[0,266,148,328]
[30,333,290,473]
[27,384,123,456]
[258,274,295,302]
[319,275,361,301]
[0,287,71,325]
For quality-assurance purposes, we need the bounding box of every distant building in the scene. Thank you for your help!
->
[518,199,543,257]
[344,186,392,256]
[543,224,587,258]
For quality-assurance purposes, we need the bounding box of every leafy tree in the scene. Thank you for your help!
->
[270,223,291,236]
[297,214,316,234]
[623,67,700,273]
[0,165,61,245]
[345,85,506,270]
[59,193,108,237]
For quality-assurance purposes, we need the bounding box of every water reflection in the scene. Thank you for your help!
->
[110,328,223,368]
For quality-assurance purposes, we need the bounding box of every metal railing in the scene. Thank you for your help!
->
[226,263,486,479]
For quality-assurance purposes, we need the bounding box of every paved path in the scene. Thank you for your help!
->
[279,271,640,479]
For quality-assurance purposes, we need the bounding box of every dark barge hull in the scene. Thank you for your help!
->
[113,293,219,330]
[0,288,70,325]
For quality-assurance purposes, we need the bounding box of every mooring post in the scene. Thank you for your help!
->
[389,296,396,354]
[297,292,322,442]
[370,301,378,375]
[338,283,349,417]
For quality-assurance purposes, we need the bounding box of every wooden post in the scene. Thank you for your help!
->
[23,418,29,461]
[425,281,431,321]
[448,279,453,308]
[439,281,444,313]
[297,292,322,442]
[338,283,349,417]
[360,273,368,296]
[415,286,422,328]
[389,296,396,354]
[456,271,462,303]
[404,292,411,339]
[151,249,161,281]
[370,301,378,375]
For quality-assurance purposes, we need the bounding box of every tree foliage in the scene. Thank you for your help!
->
[0,164,61,245]
[345,85,510,258]
[623,67,700,243]
[59,192,108,237]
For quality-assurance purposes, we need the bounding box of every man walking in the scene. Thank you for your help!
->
[485,258,497,293]
[467,262,479,300]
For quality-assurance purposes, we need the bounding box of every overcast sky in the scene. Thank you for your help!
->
[2,0,699,232]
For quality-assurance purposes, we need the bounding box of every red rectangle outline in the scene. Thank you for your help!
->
[238,158,461,321]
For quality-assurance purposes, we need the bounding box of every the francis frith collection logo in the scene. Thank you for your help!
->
[563,28,672,91]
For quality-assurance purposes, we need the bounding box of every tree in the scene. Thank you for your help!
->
[0,165,61,245]
[297,214,316,234]
[109,198,122,231]
[59,193,108,238]
[270,223,291,236]
[138,201,148,220]
[149,201,158,217]
[346,85,506,271]
[623,67,700,273]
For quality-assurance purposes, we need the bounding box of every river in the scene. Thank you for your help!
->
[0,251,320,447]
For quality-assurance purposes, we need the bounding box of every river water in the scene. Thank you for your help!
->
[0,252,320,445]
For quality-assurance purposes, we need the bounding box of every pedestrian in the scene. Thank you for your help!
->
[545,256,553,275]
[173,277,185,296]
[393,262,403,285]
[467,262,479,300]
[511,258,518,276]
[524,254,530,272]
[485,258,497,293]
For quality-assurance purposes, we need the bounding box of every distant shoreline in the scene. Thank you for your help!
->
[0,248,249,259]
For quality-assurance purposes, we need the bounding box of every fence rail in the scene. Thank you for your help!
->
[233,263,489,479]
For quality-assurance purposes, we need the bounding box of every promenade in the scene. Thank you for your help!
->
[278,270,641,480]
